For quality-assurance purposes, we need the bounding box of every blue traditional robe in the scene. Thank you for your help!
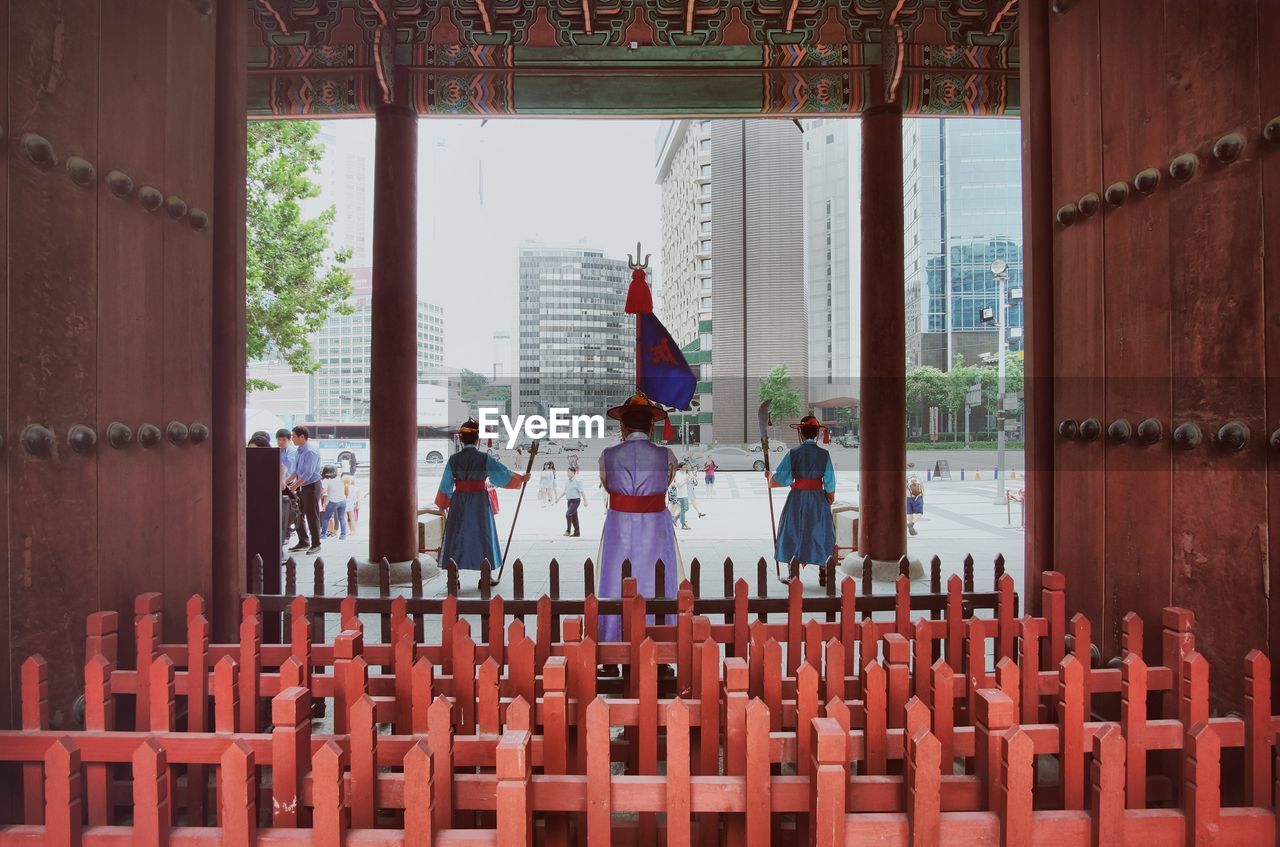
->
[435,446,517,571]
[772,439,837,566]
[596,433,682,642]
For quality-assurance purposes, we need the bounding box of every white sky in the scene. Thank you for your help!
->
[319,119,665,369]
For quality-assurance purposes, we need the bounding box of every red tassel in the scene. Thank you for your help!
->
[662,417,674,442]
[487,438,493,448]
[624,268,653,315]
[822,427,830,444]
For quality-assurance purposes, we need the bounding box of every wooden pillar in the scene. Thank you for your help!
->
[212,0,249,641]
[370,98,419,564]
[1019,0,1053,612]
[857,104,906,568]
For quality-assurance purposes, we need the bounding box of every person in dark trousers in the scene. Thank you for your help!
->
[558,466,587,537]
[285,425,323,554]
[276,428,302,547]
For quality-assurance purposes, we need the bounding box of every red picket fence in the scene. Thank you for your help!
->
[1,568,1276,846]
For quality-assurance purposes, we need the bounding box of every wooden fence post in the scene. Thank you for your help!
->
[1243,650,1272,807]
[219,740,256,847]
[404,741,434,847]
[999,729,1034,846]
[270,686,312,828]
[975,688,1015,811]
[1058,655,1085,809]
[428,696,454,832]
[133,737,169,847]
[811,717,847,847]
[863,660,887,775]
[1091,723,1125,846]
[667,698,692,847]
[906,726,941,847]
[83,655,112,825]
[21,655,48,823]
[496,729,533,847]
[1121,653,1148,809]
[1183,721,1220,847]
[930,660,955,767]
[44,737,81,846]
[745,698,771,847]
[350,695,378,828]
[313,741,348,847]
[586,697,612,846]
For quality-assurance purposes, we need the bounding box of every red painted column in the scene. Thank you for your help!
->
[211,0,248,640]
[857,104,906,568]
[369,99,419,563]
[1018,0,1053,614]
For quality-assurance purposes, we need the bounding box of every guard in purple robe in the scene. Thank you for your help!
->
[596,394,681,643]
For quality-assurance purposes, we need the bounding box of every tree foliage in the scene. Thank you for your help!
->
[907,354,1026,417]
[759,364,803,422]
[246,121,354,392]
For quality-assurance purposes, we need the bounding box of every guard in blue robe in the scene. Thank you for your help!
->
[767,415,837,570]
[434,419,526,575]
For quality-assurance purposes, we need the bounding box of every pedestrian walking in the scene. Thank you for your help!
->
[688,470,705,518]
[704,459,717,495]
[671,462,692,529]
[320,465,348,540]
[342,472,361,535]
[906,476,925,535]
[276,428,302,548]
[285,426,323,555]
[539,462,557,506]
[557,466,587,536]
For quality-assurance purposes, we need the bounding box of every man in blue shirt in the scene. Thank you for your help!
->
[277,428,302,548]
[285,425,323,554]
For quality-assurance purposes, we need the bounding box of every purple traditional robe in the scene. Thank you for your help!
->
[596,432,682,642]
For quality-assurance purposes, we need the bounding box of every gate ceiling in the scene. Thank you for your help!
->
[247,0,1019,117]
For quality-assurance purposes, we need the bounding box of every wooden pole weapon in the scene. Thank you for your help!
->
[492,440,539,586]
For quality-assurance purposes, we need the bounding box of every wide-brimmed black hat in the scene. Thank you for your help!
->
[606,392,669,422]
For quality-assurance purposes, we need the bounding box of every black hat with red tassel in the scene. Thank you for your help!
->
[790,414,830,443]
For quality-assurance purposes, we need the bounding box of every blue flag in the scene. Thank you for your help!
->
[637,312,696,410]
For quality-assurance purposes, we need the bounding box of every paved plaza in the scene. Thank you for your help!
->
[301,461,1026,606]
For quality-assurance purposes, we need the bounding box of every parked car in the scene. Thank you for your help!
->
[703,446,768,472]
[835,434,860,448]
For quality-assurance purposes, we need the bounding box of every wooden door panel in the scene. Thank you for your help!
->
[161,0,217,638]
[1048,0,1106,633]
[1165,0,1267,711]
[7,0,101,724]
[1259,2,1280,701]
[1098,0,1172,664]
[97,0,169,662]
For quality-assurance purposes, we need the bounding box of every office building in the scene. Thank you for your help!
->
[707,120,808,443]
[313,268,446,421]
[802,118,861,427]
[654,120,715,442]
[903,118,1024,372]
[517,245,634,418]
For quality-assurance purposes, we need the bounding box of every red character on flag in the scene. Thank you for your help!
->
[647,337,679,367]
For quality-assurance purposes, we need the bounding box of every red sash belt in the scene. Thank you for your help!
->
[608,492,667,513]
[454,480,487,493]
[791,478,824,491]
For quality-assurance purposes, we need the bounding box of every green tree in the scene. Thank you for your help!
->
[906,365,949,410]
[458,369,489,405]
[246,121,354,392]
[759,364,803,422]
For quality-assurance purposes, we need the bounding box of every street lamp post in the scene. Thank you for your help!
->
[989,259,1009,506]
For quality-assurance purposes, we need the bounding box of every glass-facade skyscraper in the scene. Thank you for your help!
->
[517,246,634,418]
[903,118,1023,371]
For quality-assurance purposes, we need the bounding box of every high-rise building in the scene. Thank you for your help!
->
[708,120,808,443]
[517,246,634,418]
[903,118,1024,372]
[801,119,861,426]
[306,124,375,267]
[654,121,714,442]
[312,268,446,421]
[655,120,807,444]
